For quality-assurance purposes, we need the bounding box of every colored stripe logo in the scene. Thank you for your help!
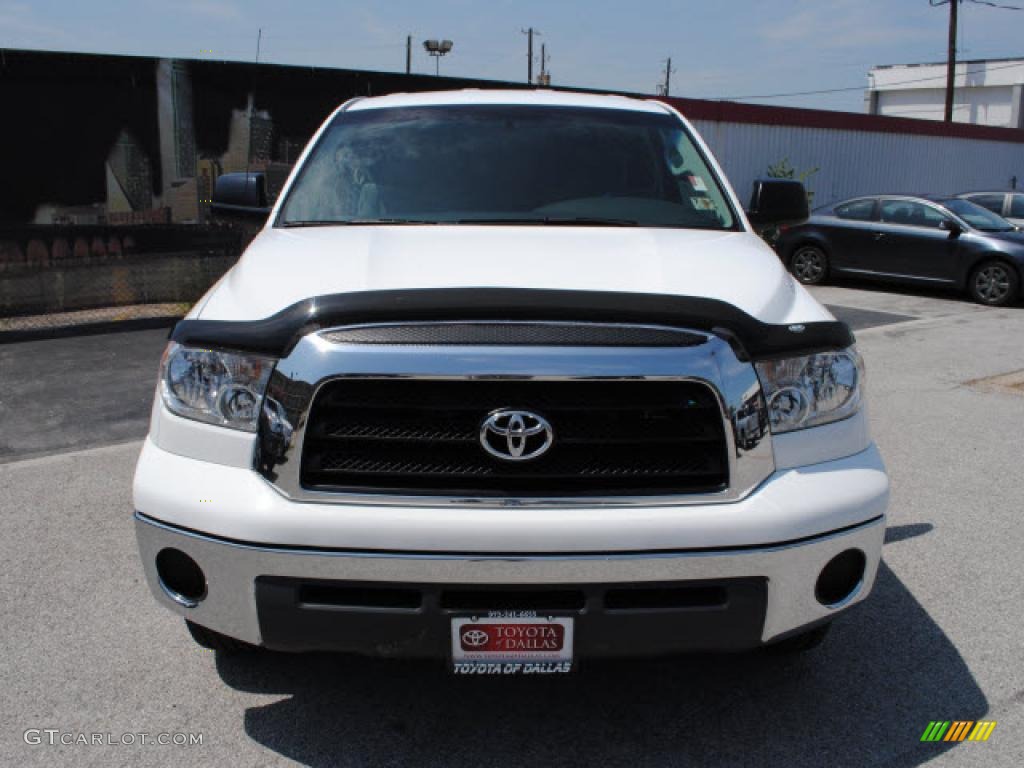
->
[921,721,996,742]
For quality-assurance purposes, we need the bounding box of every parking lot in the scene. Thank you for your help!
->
[1,283,1023,768]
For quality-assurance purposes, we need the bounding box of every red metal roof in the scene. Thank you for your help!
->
[659,96,1024,144]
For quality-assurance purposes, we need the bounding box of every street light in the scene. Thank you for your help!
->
[422,39,453,76]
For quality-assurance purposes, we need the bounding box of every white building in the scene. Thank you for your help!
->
[865,57,1024,128]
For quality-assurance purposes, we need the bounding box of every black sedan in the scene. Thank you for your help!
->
[775,195,1024,306]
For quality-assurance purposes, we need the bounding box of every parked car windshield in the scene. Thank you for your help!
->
[941,198,1016,232]
[279,105,736,230]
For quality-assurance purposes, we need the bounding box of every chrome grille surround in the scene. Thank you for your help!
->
[255,322,774,507]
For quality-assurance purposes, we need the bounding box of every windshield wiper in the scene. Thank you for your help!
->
[283,216,642,228]
[282,218,442,227]
[453,216,640,227]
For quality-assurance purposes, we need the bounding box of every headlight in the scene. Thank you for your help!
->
[159,342,275,431]
[754,346,863,433]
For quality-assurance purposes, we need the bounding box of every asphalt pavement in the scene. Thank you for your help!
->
[1,285,1023,767]
[0,327,167,462]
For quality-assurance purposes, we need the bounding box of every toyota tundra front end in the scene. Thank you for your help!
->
[133,90,888,672]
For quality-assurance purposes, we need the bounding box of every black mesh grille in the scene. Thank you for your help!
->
[301,379,729,496]
[320,322,706,347]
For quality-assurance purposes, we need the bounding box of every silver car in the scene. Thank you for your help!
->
[958,191,1024,228]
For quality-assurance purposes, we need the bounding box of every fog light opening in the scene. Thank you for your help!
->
[155,548,207,608]
[815,549,866,608]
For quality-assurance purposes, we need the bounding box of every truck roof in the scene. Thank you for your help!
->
[346,88,671,114]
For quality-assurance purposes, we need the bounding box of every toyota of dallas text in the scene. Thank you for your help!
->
[133,90,888,675]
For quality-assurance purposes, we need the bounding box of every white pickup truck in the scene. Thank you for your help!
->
[134,89,888,673]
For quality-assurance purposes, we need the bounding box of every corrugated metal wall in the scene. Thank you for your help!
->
[690,119,1024,209]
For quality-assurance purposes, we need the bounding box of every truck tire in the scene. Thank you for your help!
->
[185,620,254,653]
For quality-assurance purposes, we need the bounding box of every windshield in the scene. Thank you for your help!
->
[279,105,736,230]
[941,198,1016,232]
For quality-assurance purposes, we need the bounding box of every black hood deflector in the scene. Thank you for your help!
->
[170,288,854,360]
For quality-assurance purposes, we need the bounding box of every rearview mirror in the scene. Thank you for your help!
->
[940,220,962,237]
[746,179,809,232]
[211,172,271,220]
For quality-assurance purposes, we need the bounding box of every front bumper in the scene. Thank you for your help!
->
[133,434,888,552]
[135,510,885,653]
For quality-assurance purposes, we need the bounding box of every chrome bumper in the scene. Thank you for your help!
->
[135,512,885,648]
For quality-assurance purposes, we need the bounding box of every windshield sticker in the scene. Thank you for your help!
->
[687,174,708,192]
[691,197,716,211]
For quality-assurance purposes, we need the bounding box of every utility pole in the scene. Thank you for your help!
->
[944,0,959,122]
[527,28,533,84]
[405,34,411,74]
[521,27,540,84]
[245,27,261,182]
[537,43,551,86]
[658,57,676,97]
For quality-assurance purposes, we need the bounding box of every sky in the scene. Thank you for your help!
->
[2,0,1022,112]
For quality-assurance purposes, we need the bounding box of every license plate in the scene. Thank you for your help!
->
[451,614,574,675]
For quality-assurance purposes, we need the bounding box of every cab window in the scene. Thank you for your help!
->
[834,199,876,221]
[879,200,949,229]
[966,194,1006,215]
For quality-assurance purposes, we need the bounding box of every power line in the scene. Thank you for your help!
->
[930,0,1022,8]
[717,59,1024,101]
[965,0,1024,10]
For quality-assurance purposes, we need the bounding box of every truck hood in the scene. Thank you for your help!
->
[196,225,831,325]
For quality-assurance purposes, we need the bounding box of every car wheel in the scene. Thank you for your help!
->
[790,245,829,285]
[185,620,254,653]
[766,622,832,654]
[968,260,1019,306]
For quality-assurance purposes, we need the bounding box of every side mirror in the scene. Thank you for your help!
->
[940,219,962,237]
[211,172,271,221]
[746,179,809,233]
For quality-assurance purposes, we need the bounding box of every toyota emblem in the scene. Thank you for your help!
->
[461,628,490,647]
[479,409,554,462]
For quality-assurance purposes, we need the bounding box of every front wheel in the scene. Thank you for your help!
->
[789,245,829,285]
[968,260,1019,306]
